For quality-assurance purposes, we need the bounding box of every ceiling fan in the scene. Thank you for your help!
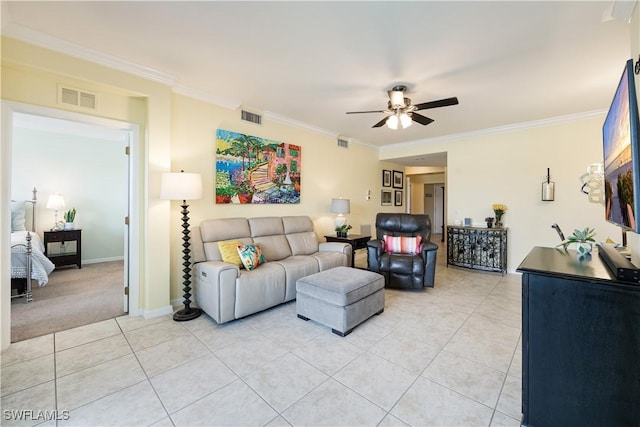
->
[346,85,459,129]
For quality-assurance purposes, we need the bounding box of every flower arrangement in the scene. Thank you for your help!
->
[492,203,507,226]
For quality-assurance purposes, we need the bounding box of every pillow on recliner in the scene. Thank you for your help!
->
[218,240,243,267]
[237,244,266,271]
[383,235,423,254]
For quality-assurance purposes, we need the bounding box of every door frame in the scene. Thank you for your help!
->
[1,101,141,347]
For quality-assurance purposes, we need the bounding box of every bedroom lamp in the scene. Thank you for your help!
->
[160,170,203,321]
[331,198,351,227]
[46,193,65,231]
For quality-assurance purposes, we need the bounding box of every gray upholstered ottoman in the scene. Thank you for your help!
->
[296,266,385,336]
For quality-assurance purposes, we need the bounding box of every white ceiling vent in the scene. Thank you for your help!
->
[241,109,262,125]
[58,85,97,110]
[337,137,349,148]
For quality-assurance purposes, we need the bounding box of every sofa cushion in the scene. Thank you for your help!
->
[235,263,286,318]
[237,244,266,271]
[287,231,320,256]
[201,217,250,242]
[282,216,314,234]
[218,240,243,267]
[253,235,292,261]
[249,217,284,237]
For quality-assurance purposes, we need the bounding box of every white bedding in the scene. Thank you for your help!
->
[11,231,55,286]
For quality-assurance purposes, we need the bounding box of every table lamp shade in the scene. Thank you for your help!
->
[330,198,350,214]
[160,172,203,201]
[46,194,65,210]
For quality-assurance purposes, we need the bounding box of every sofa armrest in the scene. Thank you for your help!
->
[319,242,352,267]
[420,241,438,287]
[194,260,240,323]
[367,239,383,271]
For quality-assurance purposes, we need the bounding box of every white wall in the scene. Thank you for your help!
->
[11,126,128,263]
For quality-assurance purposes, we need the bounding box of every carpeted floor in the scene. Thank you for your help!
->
[11,261,126,342]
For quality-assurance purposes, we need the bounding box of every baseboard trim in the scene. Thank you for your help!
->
[83,256,125,265]
[142,305,173,319]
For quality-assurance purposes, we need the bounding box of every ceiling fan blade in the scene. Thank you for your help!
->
[346,110,387,114]
[372,116,390,128]
[410,112,435,126]
[413,97,459,111]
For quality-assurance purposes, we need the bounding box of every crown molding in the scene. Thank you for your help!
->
[381,109,607,154]
[172,85,240,110]
[2,23,176,86]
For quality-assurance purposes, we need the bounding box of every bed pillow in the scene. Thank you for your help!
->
[11,201,27,232]
[237,244,266,271]
[218,240,243,267]
[383,235,423,254]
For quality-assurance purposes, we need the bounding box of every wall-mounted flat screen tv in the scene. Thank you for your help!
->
[603,59,640,232]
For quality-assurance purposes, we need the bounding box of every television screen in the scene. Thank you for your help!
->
[603,59,640,232]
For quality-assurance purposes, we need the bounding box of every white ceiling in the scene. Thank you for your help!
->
[1,1,636,166]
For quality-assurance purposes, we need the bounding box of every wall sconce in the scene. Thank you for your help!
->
[542,168,555,201]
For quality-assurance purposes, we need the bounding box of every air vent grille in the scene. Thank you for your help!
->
[58,85,97,110]
[241,110,262,125]
[337,138,349,148]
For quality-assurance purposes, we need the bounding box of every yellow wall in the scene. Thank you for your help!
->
[169,94,404,301]
[1,37,406,349]
[382,114,626,272]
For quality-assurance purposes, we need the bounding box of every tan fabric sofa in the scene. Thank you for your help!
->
[190,216,352,324]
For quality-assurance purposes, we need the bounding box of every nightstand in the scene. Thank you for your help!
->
[43,229,82,269]
[325,234,371,268]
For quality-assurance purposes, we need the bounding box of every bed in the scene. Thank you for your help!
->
[11,188,55,302]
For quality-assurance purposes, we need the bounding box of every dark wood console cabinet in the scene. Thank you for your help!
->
[517,247,640,426]
[446,226,507,274]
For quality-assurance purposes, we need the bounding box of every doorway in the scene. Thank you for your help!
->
[3,101,141,343]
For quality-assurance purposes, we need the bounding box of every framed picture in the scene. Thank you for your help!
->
[395,190,403,206]
[382,170,391,187]
[393,170,404,189]
[381,189,392,206]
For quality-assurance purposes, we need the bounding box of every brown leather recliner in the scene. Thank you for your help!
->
[367,213,438,289]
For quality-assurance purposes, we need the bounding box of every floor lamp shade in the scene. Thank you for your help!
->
[160,172,203,201]
[160,171,203,321]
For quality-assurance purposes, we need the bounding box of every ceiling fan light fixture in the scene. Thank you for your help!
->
[386,114,399,129]
[390,91,405,108]
[400,113,412,128]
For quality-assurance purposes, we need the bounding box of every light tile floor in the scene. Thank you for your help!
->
[1,241,523,427]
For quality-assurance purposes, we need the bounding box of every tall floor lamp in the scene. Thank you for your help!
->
[160,170,203,321]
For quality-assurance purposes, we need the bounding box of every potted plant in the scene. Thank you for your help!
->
[557,227,596,257]
[335,224,352,238]
[63,208,76,230]
[215,186,234,204]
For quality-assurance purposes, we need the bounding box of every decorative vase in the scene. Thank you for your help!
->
[337,231,347,238]
[495,213,503,227]
[575,242,593,258]
[486,220,493,228]
[64,222,74,230]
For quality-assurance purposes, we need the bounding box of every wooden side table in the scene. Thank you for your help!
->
[324,234,371,268]
[44,229,82,269]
